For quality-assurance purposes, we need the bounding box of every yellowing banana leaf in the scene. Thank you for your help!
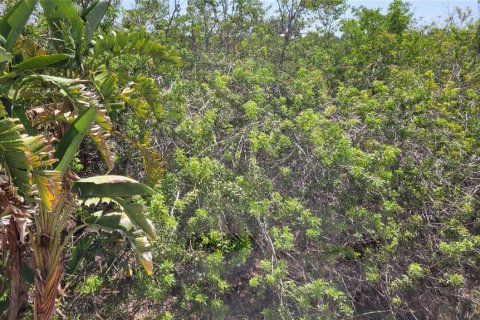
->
[139,251,154,276]
[88,125,115,170]
[33,170,62,211]
[127,231,154,275]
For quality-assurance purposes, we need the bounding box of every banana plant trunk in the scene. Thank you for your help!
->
[7,218,22,320]
[32,200,70,320]
[33,237,64,320]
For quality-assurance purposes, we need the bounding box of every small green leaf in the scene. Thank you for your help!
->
[0,47,13,64]
[67,235,95,275]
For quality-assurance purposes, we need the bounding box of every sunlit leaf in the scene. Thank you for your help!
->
[12,54,71,71]
[55,107,96,175]
[83,0,109,44]
[72,175,154,198]
[33,170,62,211]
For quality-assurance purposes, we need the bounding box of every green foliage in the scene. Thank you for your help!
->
[4,0,479,319]
[76,275,103,296]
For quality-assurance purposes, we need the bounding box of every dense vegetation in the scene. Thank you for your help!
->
[1,0,480,319]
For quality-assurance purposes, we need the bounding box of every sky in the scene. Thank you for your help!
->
[349,1,479,24]
[0,1,477,27]
[122,0,480,25]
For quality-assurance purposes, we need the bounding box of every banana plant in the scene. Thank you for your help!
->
[0,27,62,318]
[0,1,168,319]
[0,114,60,320]
[28,105,157,319]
